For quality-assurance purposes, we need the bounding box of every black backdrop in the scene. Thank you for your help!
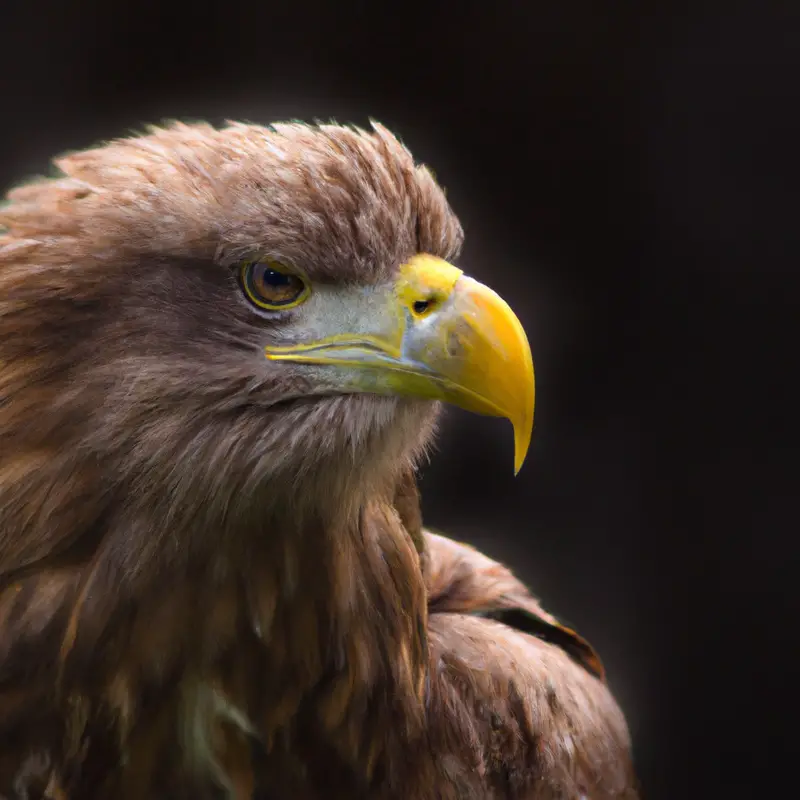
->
[1,2,797,798]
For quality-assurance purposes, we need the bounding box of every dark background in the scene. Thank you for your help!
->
[1,1,796,797]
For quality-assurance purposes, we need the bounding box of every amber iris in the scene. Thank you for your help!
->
[241,261,310,310]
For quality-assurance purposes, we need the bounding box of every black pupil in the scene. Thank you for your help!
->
[263,268,290,287]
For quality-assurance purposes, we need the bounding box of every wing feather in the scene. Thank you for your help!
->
[422,531,639,799]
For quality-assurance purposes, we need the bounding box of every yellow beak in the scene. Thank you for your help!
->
[265,254,535,474]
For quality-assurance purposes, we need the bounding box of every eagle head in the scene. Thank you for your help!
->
[0,121,534,580]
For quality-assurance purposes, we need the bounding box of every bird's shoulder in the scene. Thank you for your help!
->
[418,531,639,798]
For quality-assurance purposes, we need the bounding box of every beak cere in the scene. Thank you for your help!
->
[265,254,536,474]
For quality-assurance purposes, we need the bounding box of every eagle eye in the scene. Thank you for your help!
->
[240,260,310,310]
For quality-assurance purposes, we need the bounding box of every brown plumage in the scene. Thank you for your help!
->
[0,121,639,798]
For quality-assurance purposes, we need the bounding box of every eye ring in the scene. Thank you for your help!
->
[240,260,311,311]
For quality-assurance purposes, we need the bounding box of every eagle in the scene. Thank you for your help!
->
[0,121,638,799]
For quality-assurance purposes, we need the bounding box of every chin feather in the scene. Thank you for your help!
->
[269,393,440,508]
